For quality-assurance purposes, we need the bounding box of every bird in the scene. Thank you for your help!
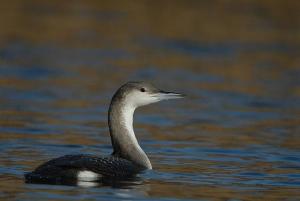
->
[25,81,184,184]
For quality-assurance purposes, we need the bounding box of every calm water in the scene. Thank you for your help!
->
[0,1,300,201]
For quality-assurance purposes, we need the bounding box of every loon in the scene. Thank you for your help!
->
[25,81,184,184]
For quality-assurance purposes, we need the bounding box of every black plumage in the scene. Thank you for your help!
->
[25,154,144,184]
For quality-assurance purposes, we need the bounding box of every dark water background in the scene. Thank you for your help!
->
[0,1,300,200]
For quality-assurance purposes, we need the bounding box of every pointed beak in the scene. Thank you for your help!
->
[154,90,185,100]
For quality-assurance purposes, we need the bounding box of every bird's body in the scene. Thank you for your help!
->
[25,81,183,184]
[25,155,143,184]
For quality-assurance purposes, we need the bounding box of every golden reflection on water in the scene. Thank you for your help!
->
[1,0,299,45]
[0,0,299,201]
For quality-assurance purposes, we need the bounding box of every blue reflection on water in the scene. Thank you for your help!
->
[0,40,299,201]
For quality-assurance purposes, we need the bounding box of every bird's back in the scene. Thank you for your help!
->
[25,154,144,184]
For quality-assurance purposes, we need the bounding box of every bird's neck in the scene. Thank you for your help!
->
[108,100,152,169]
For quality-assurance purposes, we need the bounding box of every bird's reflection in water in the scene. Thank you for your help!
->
[25,175,145,189]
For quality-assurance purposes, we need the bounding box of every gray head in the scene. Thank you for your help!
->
[108,81,184,169]
[111,81,184,108]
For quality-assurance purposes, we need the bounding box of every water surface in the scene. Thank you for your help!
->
[0,1,300,201]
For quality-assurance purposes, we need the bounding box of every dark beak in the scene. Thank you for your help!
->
[155,90,185,100]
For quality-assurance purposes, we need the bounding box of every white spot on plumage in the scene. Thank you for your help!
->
[77,170,100,182]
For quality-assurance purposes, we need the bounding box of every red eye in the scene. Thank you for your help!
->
[140,88,146,92]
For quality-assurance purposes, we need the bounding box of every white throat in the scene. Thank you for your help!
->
[120,104,140,147]
[109,99,152,169]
